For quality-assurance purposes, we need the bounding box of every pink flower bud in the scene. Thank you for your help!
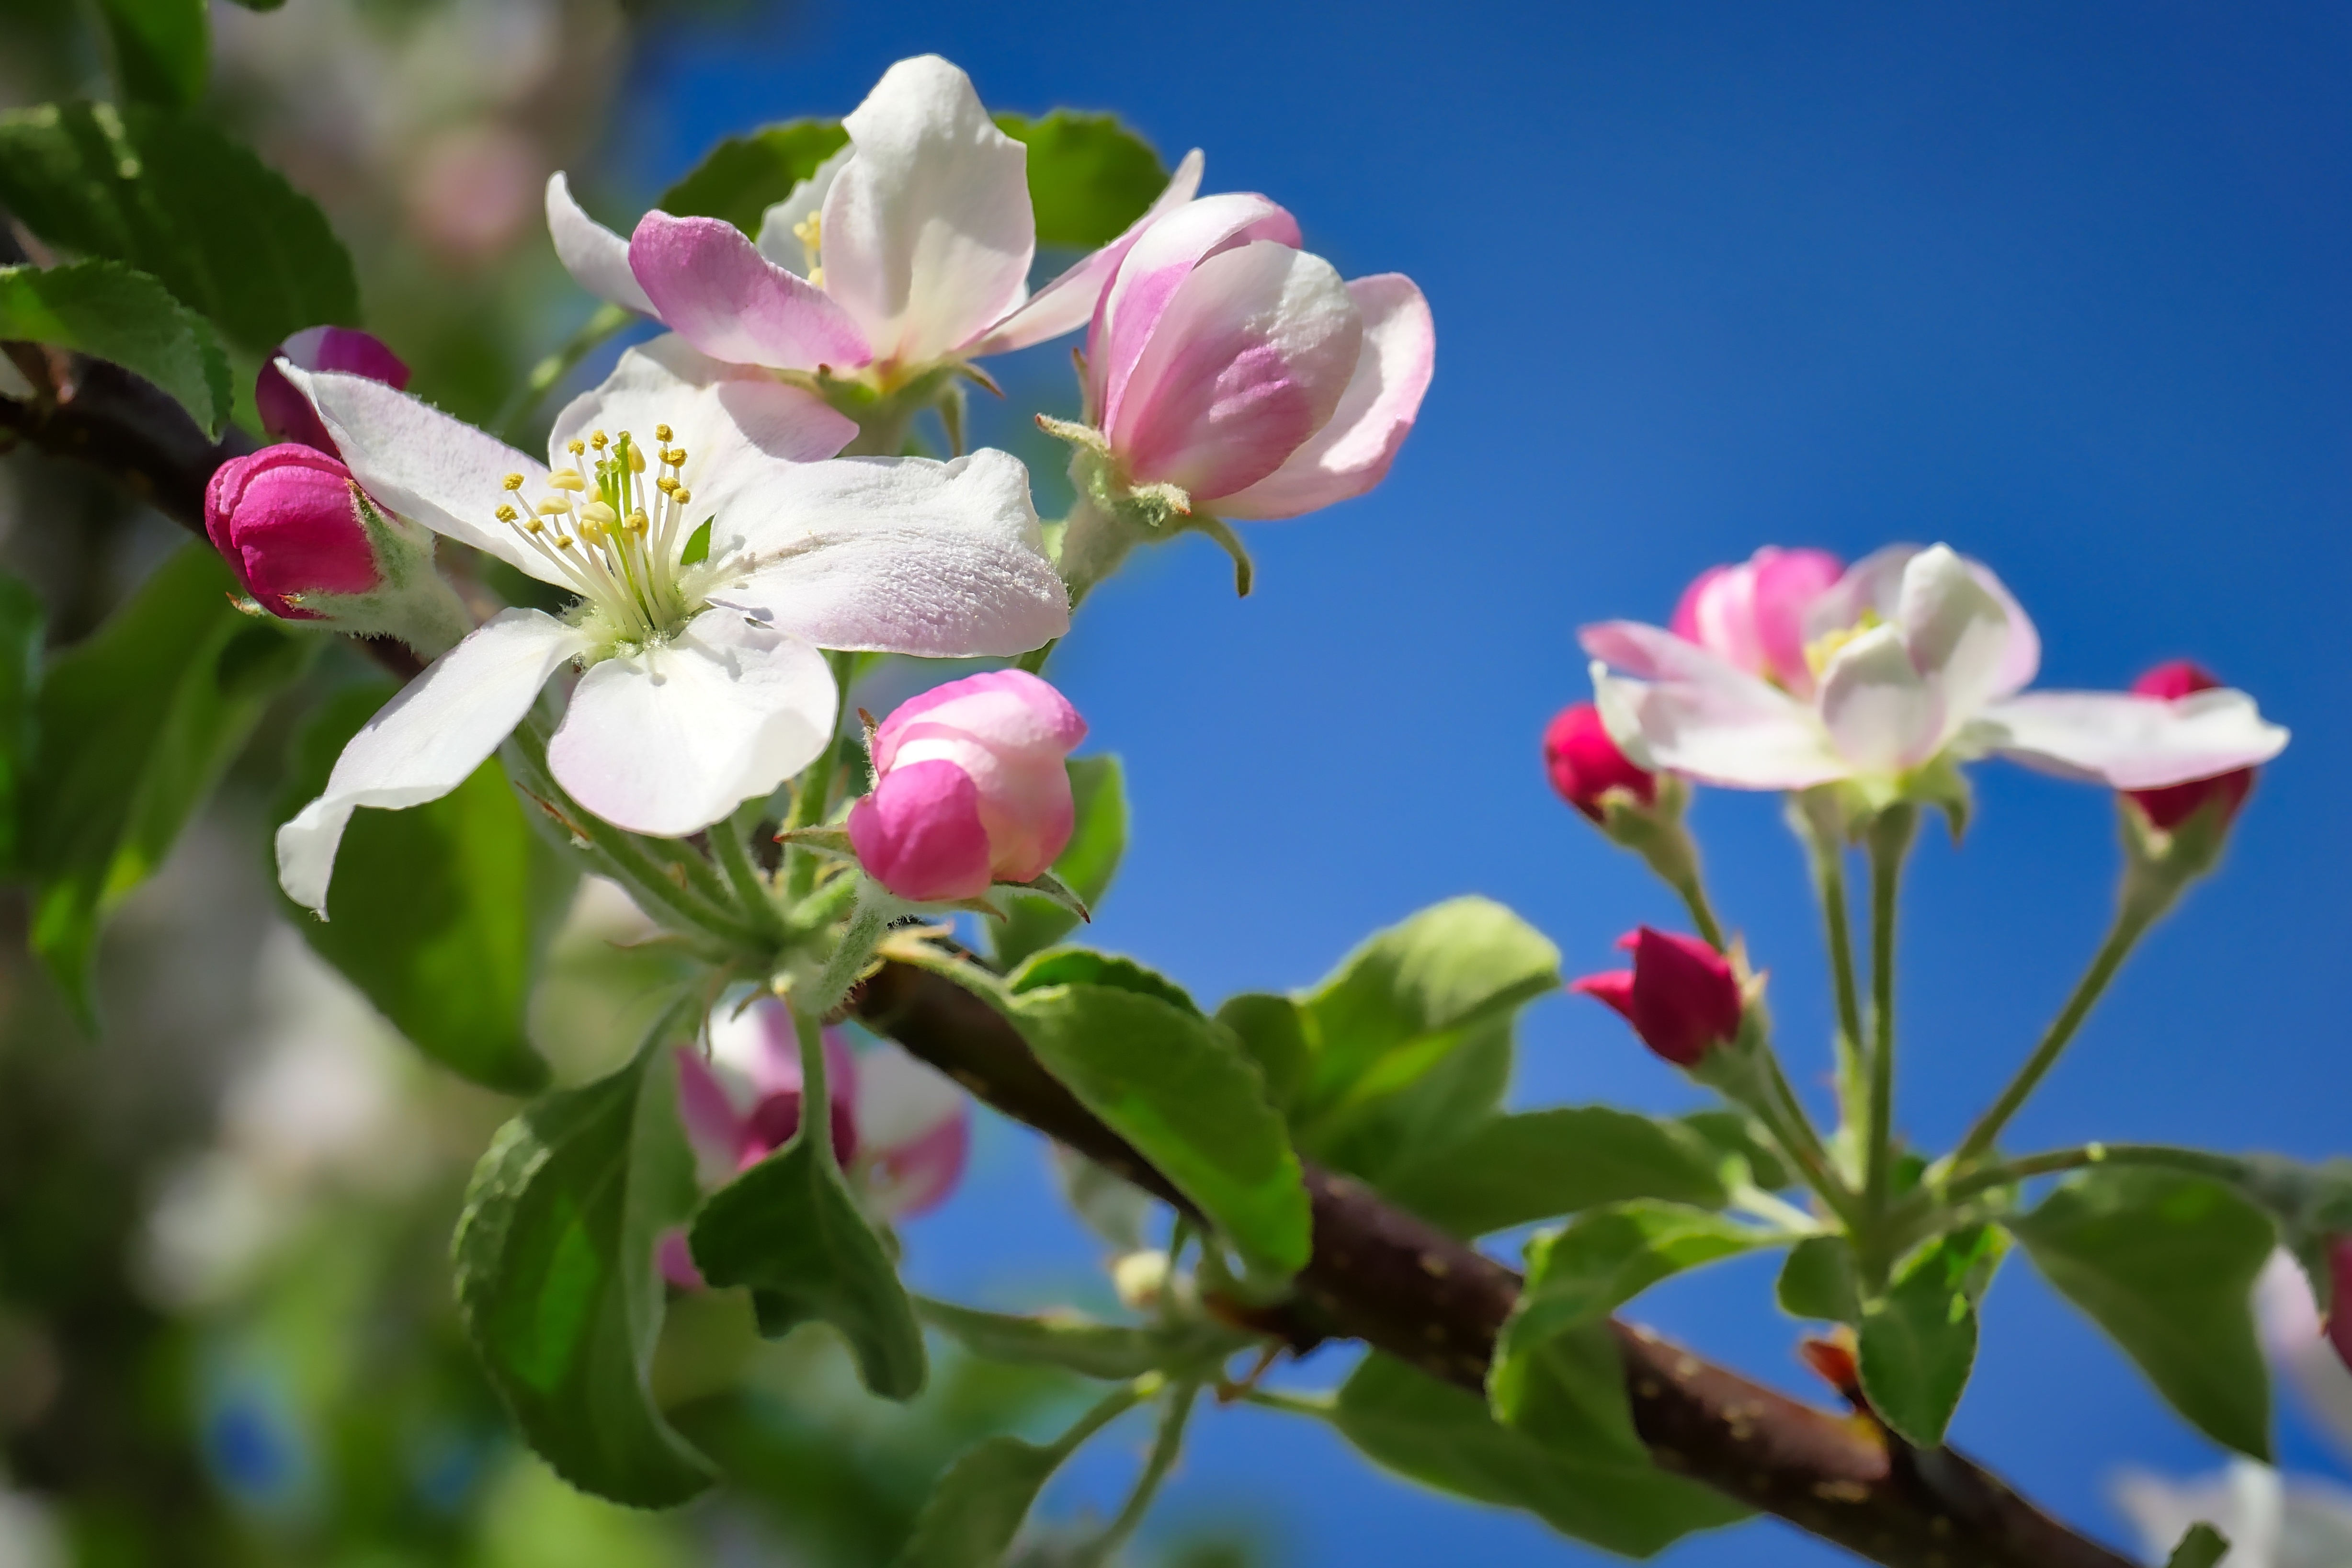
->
[1670,546,1844,695]
[203,444,381,620]
[256,327,410,453]
[2123,660,2258,830]
[848,670,1087,903]
[1543,701,1656,823]
[2327,1238,2352,1377]
[1569,927,1742,1067]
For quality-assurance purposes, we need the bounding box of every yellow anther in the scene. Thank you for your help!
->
[671,487,692,507]
[555,535,579,551]
[628,509,650,535]
[535,495,573,515]
[566,438,585,455]
[793,211,821,255]
[548,469,587,491]
[662,447,686,467]
[524,516,545,534]
[579,500,619,527]
[657,475,679,495]
[807,267,824,288]
[590,431,609,450]
[494,503,518,523]
[1804,610,1885,678]
[627,444,646,474]
[501,472,524,491]
[654,423,673,442]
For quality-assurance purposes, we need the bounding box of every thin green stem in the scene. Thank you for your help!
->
[1755,1048,1857,1225]
[805,898,889,1020]
[712,807,783,940]
[1809,837,1868,1136]
[1862,805,1917,1247]
[784,653,859,904]
[1238,1386,1336,1419]
[793,1004,836,1169]
[1051,1375,1160,1463]
[498,302,631,443]
[1674,877,1727,953]
[1938,1143,2248,1209]
[1082,1380,1199,1565]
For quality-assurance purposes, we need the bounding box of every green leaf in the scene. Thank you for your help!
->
[689,1116,927,1401]
[451,1026,714,1507]
[0,260,231,434]
[918,1298,1241,1382]
[994,111,1168,249]
[1857,1225,2007,1447]
[993,755,1126,970]
[95,0,209,109]
[1008,947,1197,1011]
[0,570,45,880]
[21,545,309,1024]
[889,1433,1065,1568]
[1776,1236,1862,1325]
[1332,1354,1747,1557]
[1215,992,1310,1113]
[1679,1108,1796,1192]
[0,102,359,355]
[1500,1202,1765,1356]
[1295,896,1560,1141]
[677,516,714,567]
[2010,1168,2273,1458]
[1007,962,1309,1280]
[658,120,849,237]
[2165,1523,2229,1568]
[272,684,572,1093]
[1378,1109,1729,1238]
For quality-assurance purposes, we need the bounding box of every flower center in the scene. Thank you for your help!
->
[1804,608,1884,679]
[793,211,824,286]
[494,423,707,648]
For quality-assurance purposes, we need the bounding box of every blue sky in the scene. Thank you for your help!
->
[611,5,2352,1563]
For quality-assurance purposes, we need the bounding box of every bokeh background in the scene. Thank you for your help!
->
[3,2,2348,1565]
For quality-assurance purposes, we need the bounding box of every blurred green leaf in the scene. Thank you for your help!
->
[0,569,43,879]
[273,683,572,1093]
[2010,1168,2273,1458]
[1379,1110,1730,1238]
[2165,1523,2229,1568]
[1313,1017,1514,1190]
[995,111,1168,249]
[0,102,359,355]
[0,260,230,433]
[918,1299,1167,1381]
[690,1103,928,1401]
[1776,1235,1862,1325]
[890,1432,1066,1568]
[658,120,848,237]
[21,545,308,1024]
[1215,991,1310,1113]
[94,0,208,109]
[1008,959,1309,1281]
[1008,946,1196,1012]
[1333,1353,1747,1556]
[1857,1225,2007,1447]
[994,754,1126,971]
[454,1025,714,1507]
[1678,1108,1796,1191]
[1501,1203,1764,1356]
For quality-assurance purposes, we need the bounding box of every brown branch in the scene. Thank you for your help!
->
[857,960,2135,1568]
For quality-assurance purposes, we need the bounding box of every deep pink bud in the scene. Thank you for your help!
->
[1544,702,1656,823]
[1570,926,1742,1067]
[203,444,380,620]
[2327,1238,2352,1377]
[848,670,1087,903]
[2124,660,2257,829]
[256,326,410,453]
[1670,546,1844,695]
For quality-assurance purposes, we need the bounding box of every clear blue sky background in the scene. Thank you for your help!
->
[606,5,2352,1563]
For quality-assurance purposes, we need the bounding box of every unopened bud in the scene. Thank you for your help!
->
[1544,701,1655,823]
[1570,926,1742,1068]
[2326,1238,2352,1377]
[256,327,409,453]
[2125,661,2258,831]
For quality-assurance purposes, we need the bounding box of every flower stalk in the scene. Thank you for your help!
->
[1861,803,1918,1278]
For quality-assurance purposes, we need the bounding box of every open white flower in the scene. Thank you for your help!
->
[1584,543,2287,796]
[272,336,1068,917]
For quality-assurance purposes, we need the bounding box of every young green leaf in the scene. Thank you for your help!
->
[1777,1236,1862,1325]
[22,545,309,1024]
[1500,1202,1766,1355]
[994,112,1167,249]
[95,0,210,110]
[2011,1168,2274,1458]
[273,683,573,1094]
[0,102,359,355]
[1377,1108,1730,1238]
[1857,1225,2008,1448]
[889,1433,1068,1568]
[1215,991,1310,1113]
[918,1298,1242,1382]
[0,259,231,434]
[0,570,45,880]
[1334,1353,1748,1557]
[993,754,1126,970]
[1008,962,1310,1280]
[1679,1108,1796,1192]
[689,1122,928,1401]
[658,120,850,237]
[451,1026,715,1508]
[2164,1523,2229,1568]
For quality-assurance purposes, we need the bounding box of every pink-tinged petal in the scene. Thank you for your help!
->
[1809,544,2039,698]
[870,669,1086,773]
[1568,968,1638,1023]
[707,997,809,1100]
[847,757,994,902]
[1090,192,1301,424]
[965,148,1207,357]
[1750,549,1845,694]
[854,1044,966,1153]
[1895,545,2012,739]
[1818,623,1944,773]
[1108,240,1362,499]
[551,611,838,837]
[657,1229,706,1290]
[258,327,410,452]
[547,172,656,316]
[1216,273,1435,520]
[822,55,1034,367]
[630,212,871,372]
[868,1111,969,1219]
[673,1045,751,1184]
[1970,688,2288,789]
[1672,565,1759,674]
[1592,665,1845,790]
[2257,1250,2352,1459]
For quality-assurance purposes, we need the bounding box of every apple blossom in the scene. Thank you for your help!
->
[2126,661,2260,829]
[1584,543,2288,801]
[1671,545,1844,696]
[547,55,1203,383]
[269,335,1068,918]
[1570,927,1742,1067]
[1544,700,1656,822]
[255,327,410,453]
[849,669,1086,903]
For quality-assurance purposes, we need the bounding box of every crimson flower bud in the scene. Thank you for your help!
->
[256,326,410,453]
[204,444,382,620]
[2125,660,2257,830]
[1570,926,1742,1067]
[1543,701,1656,822]
[2326,1238,2352,1376]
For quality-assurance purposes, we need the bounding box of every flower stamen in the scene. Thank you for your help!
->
[492,417,709,649]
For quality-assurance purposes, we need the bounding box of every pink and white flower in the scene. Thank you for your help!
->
[270,336,1068,917]
[1584,543,2287,797]
[1670,546,1844,697]
[547,55,1203,381]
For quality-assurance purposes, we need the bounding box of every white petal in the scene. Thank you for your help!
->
[548,609,836,836]
[2113,1463,2278,1567]
[1091,191,1301,429]
[1897,545,2011,742]
[276,363,562,587]
[2258,1250,2352,1465]
[1818,623,1944,773]
[822,56,1034,366]
[275,610,586,916]
[546,172,656,316]
[1581,630,1845,791]
[753,143,854,275]
[1970,687,2288,788]
[853,1044,965,1152]
[548,336,856,522]
[965,148,1207,356]
[1810,542,2039,697]
[708,447,1068,658]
